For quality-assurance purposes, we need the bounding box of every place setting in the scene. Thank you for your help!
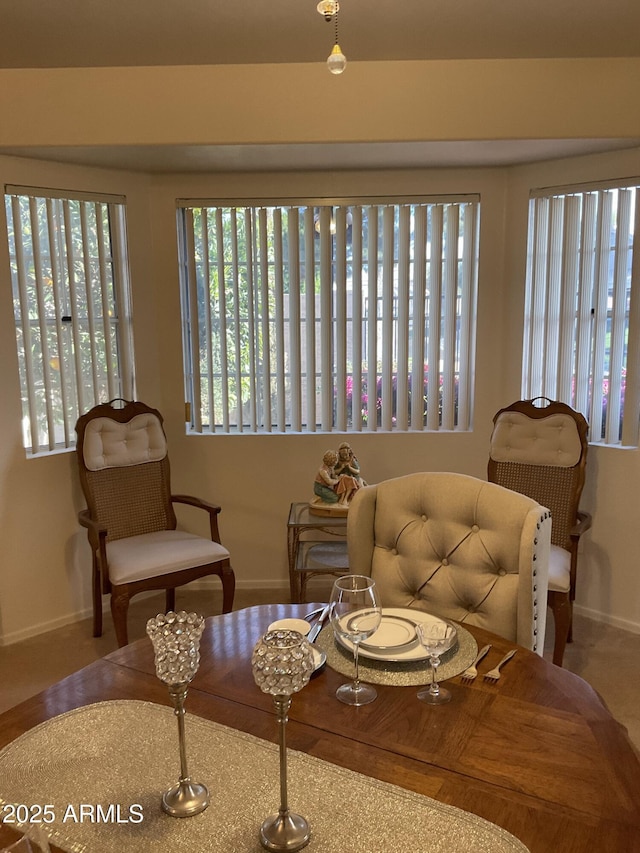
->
[312,575,479,696]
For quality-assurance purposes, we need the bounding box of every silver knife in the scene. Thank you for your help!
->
[303,606,326,622]
[307,603,331,643]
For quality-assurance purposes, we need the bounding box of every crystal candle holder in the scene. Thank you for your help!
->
[146,610,209,817]
[252,630,315,852]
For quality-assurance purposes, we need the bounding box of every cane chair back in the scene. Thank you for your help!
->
[78,406,175,540]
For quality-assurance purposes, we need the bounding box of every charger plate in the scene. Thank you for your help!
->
[316,610,478,687]
[0,700,529,853]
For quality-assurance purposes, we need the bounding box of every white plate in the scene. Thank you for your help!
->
[336,608,451,662]
[360,614,417,652]
[267,618,311,637]
[311,645,327,673]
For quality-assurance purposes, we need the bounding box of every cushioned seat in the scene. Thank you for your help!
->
[106,531,230,585]
[548,546,571,593]
[347,472,551,654]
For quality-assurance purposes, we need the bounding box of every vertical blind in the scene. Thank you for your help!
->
[5,186,134,454]
[523,183,640,446]
[177,196,480,434]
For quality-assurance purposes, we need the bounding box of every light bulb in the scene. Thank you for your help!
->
[327,44,347,75]
[317,0,339,20]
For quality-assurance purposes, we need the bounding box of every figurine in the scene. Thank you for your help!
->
[334,442,364,488]
[311,445,364,515]
[313,450,341,504]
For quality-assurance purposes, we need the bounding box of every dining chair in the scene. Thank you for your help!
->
[75,399,235,647]
[347,472,551,654]
[488,397,591,666]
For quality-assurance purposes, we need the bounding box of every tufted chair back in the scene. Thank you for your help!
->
[347,472,551,654]
[76,400,177,542]
[488,399,587,552]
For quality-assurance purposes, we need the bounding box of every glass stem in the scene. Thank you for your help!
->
[353,641,361,691]
[430,656,440,696]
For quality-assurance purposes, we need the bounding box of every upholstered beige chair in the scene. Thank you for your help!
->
[347,472,551,654]
[488,398,591,666]
[75,399,235,647]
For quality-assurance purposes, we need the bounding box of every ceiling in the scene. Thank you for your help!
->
[3,0,640,68]
[1,0,639,173]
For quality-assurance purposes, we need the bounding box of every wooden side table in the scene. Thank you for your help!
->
[287,502,349,602]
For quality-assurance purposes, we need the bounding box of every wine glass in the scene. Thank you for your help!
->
[416,619,457,705]
[329,575,382,706]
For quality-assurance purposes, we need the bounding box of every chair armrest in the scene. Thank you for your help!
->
[172,494,222,514]
[570,510,592,542]
[78,508,107,533]
[77,509,108,551]
[171,494,223,543]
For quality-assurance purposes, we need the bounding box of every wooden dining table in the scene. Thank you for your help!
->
[0,603,638,853]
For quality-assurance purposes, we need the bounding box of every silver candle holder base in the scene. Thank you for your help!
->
[162,779,210,818]
[260,810,310,853]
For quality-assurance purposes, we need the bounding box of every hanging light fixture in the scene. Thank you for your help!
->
[317,0,347,75]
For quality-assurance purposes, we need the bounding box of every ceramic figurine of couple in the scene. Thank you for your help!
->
[311,443,365,514]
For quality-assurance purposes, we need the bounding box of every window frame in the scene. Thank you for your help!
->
[177,194,481,436]
[4,184,136,456]
[522,179,640,447]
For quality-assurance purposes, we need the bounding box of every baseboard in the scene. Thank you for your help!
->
[573,603,640,635]
[189,578,290,591]
[0,606,95,647]
[0,581,291,647]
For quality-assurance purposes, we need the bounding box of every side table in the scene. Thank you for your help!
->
[287,502,349,602]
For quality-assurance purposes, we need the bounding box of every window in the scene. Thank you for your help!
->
[177,196,480,434]
[522,181,640,446]
[5,186,135,455]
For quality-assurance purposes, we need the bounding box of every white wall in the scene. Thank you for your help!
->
[1,60,639,147]
[1,147,639,643]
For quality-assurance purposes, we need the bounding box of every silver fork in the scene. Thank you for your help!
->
[483,649,517,683]
[460,644,491,683]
